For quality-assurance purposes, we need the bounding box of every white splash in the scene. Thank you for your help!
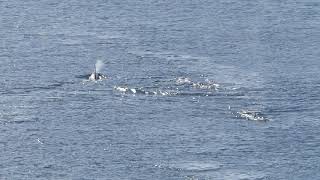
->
[114,86,128,92]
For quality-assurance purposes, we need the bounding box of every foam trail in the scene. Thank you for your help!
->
[95,60,104,73]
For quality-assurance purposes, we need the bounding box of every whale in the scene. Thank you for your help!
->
[88,65,106,80]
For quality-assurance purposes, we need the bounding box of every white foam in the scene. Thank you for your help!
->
[114,86,128,92]
[192,82,219,90]
[237,110,267,121]
[130,88,137,94]
[176,77,192,85]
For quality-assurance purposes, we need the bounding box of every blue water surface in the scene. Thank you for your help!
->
[0,0,319,179]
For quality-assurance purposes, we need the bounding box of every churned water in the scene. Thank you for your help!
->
[0,0,319,179]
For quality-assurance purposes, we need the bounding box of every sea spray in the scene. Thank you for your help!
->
[95,60,104,73]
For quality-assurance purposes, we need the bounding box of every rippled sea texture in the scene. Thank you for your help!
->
[1,0,319,179]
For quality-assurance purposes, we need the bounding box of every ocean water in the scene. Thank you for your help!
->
[0,0,319,179]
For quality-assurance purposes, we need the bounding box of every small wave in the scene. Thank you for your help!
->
[171,162,220,172]
[156,161,221,172]
[60,39,83,46]
[4,82,68,95]
[0,112,37,124]
[178,91,217,97]
[221,169,267,180]
[129,50,209,62]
